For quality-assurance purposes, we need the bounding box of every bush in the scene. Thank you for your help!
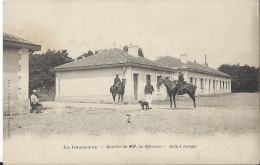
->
[29,49,74,94]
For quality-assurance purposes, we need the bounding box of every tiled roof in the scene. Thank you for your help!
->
[3,33,41,51]
[4,33,34,44]
[154,56,230,78]
[53,48,176,72]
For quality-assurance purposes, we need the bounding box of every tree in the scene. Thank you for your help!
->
[76,50,95,60]
[218,64,259,92]
[29,49,74,92]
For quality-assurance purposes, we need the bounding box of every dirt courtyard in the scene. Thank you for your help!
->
[3,93,259,139]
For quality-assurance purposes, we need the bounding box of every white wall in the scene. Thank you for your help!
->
[56,67,129,102]
[56,66,174,103]
[18,48,29,101]
[185,71,231,96]
[129,67,174,101]
[56,66,231,103]
[3,47,20,106]
[3,47,30,114]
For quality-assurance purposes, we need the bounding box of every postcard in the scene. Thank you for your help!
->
[2,0,259,164]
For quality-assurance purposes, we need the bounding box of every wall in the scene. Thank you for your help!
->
[56,66,174,103]
[185,71,231,96]
[55,66,231,104]
[55,67,130,103]
[18,48,30,108]
[129,67,173,102]
[3,47,30,114]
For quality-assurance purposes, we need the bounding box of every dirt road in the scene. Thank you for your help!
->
[3,93,259,138]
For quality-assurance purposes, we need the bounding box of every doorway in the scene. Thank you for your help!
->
[146,74,151,84]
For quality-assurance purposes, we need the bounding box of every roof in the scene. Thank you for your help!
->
[3,33,41,51]
[154,56,231,78]
[52,48,176,72]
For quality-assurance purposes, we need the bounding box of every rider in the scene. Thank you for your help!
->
[178,72,184,84]
[177,71,186,94]
[113,74,121,89]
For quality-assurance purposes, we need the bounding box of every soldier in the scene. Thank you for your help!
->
[113,74,121,89]
[177,71,185,94]
[30,90,43,113]
[144,80,154,109]
[178,71,184,83]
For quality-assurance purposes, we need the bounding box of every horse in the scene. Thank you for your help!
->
[110,79,126,104]
[156,77,197,108]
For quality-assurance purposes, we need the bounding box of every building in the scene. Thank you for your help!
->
[52,48,176,103]
[3,33,41,114]
[154,55,232,96]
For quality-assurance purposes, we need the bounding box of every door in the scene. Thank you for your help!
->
[146,74,151,84]
[133,74,138,100]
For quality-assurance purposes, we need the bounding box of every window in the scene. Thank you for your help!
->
[146,75,151,84]
[205,79,207,90]
[209,79,211,91]
[226,81,228,90]
[223,81,225,90]
[190,77,193,84]
[200,78,204,90]
[213,80,215,90]
[220,80,222,90]
[195,78,197,85]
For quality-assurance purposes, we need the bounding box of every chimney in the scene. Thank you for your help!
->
[204,55,208,66]
[180,54,187,64]
[128,45,143,57]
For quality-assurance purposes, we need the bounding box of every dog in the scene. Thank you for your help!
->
[126,114,131,123]
[139,100,149,110]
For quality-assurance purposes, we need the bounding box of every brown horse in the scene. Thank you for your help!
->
[110,79,126,104]
[156,77,197,108]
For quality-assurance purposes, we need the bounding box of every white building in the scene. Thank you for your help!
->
[52,48,176,103]
[53,47,231,103]
[3,33,41,114]
[154,55,232,96]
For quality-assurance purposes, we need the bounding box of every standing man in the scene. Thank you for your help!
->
[144,80,154,109]
[30,90,42,113]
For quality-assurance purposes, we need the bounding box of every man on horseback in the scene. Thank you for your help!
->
[113,74,121,90]
[177,71,187,94]
[110,77,126,104]
[156,76,197,108]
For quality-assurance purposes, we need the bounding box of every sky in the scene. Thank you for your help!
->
[3,0,259,69]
